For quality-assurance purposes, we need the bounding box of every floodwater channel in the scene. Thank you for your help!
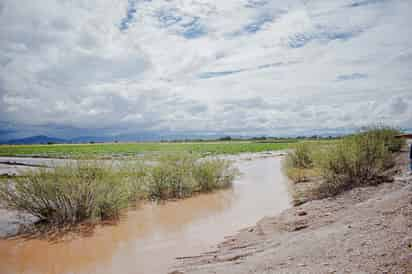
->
[0,154,292,274]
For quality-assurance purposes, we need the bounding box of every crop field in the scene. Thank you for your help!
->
[0,141,295,158]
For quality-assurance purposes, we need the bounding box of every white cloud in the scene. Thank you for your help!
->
[0,0,411,139]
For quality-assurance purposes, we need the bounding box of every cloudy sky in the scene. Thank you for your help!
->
[0,0,411,140]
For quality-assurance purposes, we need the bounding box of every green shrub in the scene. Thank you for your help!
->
[0,163,130,224]
[120,163,151,201]
[284,126,404,201]
[284,143,322,183]
[285,143,314,169]
[315,128,398,197]
[0,154,238,226]
[361,126,404,152]
[147,160,196,200]
[144,154,237,199]
[193,159,237,192]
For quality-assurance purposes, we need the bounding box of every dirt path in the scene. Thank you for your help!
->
[174,156,412,274]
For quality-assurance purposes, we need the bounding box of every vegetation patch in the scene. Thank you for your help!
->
[126,154,238,200]
[0,154,238,226]
[0,163,129,224]
[0,141,293,158]
[284,126,404,204]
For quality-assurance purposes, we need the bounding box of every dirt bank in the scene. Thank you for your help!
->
[174,153,412,274]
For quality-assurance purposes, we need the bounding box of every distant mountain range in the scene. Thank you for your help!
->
[2,135,112,145]
[4,135,67,145]
[2,134,248,144]
[1,134,221,144]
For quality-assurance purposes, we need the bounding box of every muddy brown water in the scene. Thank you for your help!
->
[0,156,292,274]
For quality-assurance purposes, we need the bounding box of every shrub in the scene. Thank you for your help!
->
[193,158,237,192]
[147,158,197,200]
[119,162,151,201]
[315,128,398,197]
[0,154,238,226]
[284,126,404,201]
[144,154,238,199]
[284,143,322,183]
[361,126,404,152]
[0,163,130,224]
[285,143,314,169]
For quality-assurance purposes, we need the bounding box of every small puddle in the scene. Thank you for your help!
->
[0,155,292,274]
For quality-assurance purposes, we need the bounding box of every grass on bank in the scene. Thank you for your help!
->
[285,126,404,203]
[0,154,238,225]
[283,141,333,183]
[0,141,293,158]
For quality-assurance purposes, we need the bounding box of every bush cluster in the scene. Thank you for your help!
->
[285,126,404,198]
[316,130,397,197]
[284,143,323,182]
[285,143,314,169]
[0,154,238,225]
[143,154,237,200]
[0,164,129,224]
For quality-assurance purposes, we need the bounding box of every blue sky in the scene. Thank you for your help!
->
[0,0,411,140]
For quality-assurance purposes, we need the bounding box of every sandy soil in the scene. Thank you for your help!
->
[174,154,412,274]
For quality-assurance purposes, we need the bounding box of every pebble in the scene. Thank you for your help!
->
[402,237,412,248]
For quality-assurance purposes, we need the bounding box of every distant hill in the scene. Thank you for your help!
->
[2,134,228,144]
[4,135,67,145]
[3,135,113,145]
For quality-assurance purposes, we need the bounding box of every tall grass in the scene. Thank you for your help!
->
[316,130,396,197]
[284,143,322,182]
[141,154,238,200]
[360,126,404,153]
[0,153,238,225]
[285,143,314,169]
[0,163,129,224]
[146,154,197,200]
[193,158,236,192]
[284,126,404,199]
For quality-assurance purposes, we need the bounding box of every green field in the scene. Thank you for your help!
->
[0,141,294,158]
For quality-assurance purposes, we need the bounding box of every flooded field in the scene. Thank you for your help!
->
[0,155,292,274]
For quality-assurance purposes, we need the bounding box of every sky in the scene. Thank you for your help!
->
[0,0,411,140]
